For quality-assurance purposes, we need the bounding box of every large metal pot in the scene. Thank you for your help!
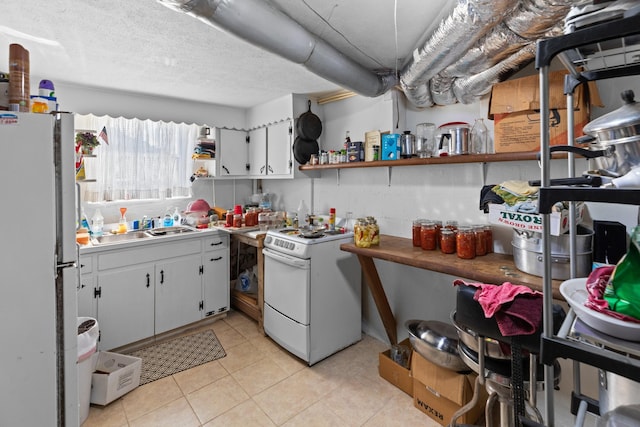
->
[599,369,640,415]
[550,90,640,177]
[405,319,469,372]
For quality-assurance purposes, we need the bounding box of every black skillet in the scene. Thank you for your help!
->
[293,136,319,164]
[296,100,322,140]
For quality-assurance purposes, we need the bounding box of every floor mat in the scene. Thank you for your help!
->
[127,329,226,385]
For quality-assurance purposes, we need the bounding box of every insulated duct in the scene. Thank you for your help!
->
[158,0,397,98]
[399,0,519,108]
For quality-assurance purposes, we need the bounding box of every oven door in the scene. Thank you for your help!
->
[263,247,310,325]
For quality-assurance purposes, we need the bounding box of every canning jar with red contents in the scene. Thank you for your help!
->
[440,228,456,254]
[433,220,443,248]
[483,225,493,253]
[420,222,437,251]
[456,226,476,259]
[225,210,234,227]
[412,219,425,247]
[445,219,458,231]
[473,225,487,256]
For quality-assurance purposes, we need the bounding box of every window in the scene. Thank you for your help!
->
[76,114,199,202]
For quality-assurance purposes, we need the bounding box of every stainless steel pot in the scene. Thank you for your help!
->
[405,319,469,372]
[437,122,470,155]
[599,369,640,415]
[550,90,640,177]
[511,227,593,280]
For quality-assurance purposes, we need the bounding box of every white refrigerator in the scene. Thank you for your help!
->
[0,111,79,426]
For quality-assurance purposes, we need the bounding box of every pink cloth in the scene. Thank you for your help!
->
[453,280,543,336]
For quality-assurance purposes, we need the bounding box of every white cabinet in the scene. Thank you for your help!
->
[202,234,230,317]
[266,120,293,178]
[96,263,155,350]
[248,127,267,177]
[155,254,203,334]
[77,254,96,319]
[86,234,228,350]
[217,128,248,177]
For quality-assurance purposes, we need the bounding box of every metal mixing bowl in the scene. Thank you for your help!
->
[405,319,469,372]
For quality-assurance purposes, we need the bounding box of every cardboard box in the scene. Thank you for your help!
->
[378,338,413,396]
[90,351,142,405]
[489,71,602,153]
[412,351,487,426]
[364,130,389,161]
[488,202,584,236]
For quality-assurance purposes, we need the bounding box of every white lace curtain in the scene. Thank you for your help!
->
[76,114,199,202]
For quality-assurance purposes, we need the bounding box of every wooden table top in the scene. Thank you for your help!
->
[340,234,563,300]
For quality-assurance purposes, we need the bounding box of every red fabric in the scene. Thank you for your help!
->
[584,265,640,324]
[453,280,543,336]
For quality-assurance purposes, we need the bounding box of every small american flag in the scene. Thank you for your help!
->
[99,126,109,145]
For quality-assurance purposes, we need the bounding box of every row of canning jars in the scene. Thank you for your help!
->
[412,219,493,259]
[354,216,380,248]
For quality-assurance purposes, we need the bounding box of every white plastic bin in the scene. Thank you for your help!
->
[77,317,99,425]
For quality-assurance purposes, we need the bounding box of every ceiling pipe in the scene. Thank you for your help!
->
[399,0,519,108]
[157,0,396,98]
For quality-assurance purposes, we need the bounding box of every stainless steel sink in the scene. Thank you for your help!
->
[145,225,196,236]
[92,231,152,245]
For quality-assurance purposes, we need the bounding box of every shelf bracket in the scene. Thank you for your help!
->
[481,162,488,186]
[387,167,392,186]
[336,169,341,186]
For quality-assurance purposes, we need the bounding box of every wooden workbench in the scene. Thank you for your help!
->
[340,234,561,345]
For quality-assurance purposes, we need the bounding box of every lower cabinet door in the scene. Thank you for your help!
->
[97,264,155,350]
[202,248,230,316]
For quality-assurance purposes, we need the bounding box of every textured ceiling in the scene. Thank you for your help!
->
[0,0,455,108]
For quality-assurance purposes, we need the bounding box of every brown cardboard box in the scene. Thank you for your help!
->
[412,351,487,426]
[364,130,389,161]
[378,338,413,396]
[489,71,602,153]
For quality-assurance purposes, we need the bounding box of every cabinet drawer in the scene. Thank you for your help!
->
[98,239,202,270]
[204,234,228,251]
[79,256,93,274]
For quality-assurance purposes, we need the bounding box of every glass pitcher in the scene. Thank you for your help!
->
[415,123,436,158]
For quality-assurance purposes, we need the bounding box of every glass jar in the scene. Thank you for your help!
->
[367,216,380,246]
[354,218,371,248]
[456,226,476,259]
[483,225,493,253]
[440,229,456,254]
[470,118,488,154]
[420,221,437,251]
[233,213,242,228]
[225,210,234,227]
[433,219,443,249]
[245,208,258,227]
[412,219,425,247]
[445,219,458,231]
[473,225,487,256]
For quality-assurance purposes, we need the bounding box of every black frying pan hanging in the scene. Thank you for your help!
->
[293,136,319,165]
[296,100,322,140]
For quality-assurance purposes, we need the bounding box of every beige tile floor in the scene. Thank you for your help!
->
[82,310,439,427]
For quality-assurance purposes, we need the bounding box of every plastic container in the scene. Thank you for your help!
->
[172,207,182,226]
[329,208,336,231]
[8,44,30,112]
[77,317,99,425]
[91,209,104,237]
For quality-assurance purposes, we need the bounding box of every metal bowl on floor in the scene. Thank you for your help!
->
[405,319,469,372]
[451,311,510,360]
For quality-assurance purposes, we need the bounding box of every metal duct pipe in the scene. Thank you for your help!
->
[452,43,536,104]
[158,0,396,97]
[504,0,575,39]
[400,0,518,107]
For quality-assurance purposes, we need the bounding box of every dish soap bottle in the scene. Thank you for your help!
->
[172,207,182,226]
[118,207,128,234]
[91,209,104,237]
[80,208,91,233]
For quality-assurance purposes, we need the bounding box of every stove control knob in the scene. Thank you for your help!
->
[265,236,272,244]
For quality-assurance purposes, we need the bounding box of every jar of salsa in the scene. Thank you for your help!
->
[483,225,493,253]
[225,210,234,227]
[433,220,443,248]
[456,226,476,259]
[440,229,456,254]
[412,219,425,247]
[445,219,458,231]
[233,213,243,228]
[420,221,437,251]
[473,225,487,256]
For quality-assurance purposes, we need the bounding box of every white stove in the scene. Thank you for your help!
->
[262,227,361,365]
[263,228,354,259]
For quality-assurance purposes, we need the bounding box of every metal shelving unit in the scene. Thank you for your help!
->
[536,12,640,426]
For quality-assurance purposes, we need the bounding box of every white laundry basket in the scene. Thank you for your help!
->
[77,317,99,425]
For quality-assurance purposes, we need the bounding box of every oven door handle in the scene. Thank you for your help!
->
[263,247,310,269]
